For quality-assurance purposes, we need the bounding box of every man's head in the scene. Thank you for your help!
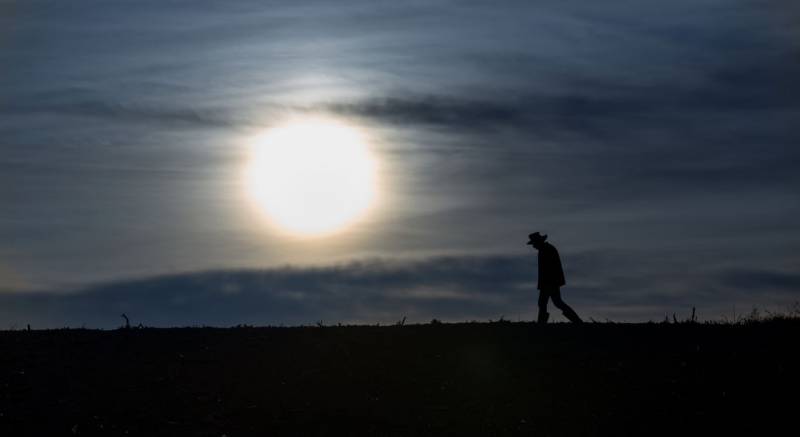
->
[526,232,547,250]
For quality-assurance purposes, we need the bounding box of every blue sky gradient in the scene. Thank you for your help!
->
[1,0,799,326]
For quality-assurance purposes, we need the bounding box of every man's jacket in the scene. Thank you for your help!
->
[538,242,566,290]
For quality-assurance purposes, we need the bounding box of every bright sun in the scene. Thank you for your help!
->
[244,117,378,237]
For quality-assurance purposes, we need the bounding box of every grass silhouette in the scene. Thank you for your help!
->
[1,312,798,436]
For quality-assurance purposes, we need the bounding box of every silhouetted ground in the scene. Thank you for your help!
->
[1,321,798,436]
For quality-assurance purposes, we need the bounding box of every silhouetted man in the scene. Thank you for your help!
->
[527,232,582,324]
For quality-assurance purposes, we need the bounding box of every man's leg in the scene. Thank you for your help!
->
[550,288,583,323]
[537,290,550,324]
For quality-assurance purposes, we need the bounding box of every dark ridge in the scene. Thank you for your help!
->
[1,321,797,436]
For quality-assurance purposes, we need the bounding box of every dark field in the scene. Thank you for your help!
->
[1,322,798,436]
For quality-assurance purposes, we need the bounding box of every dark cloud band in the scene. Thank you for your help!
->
[2,255,797,328]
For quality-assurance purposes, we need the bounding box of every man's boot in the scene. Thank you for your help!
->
[538,311,550,324]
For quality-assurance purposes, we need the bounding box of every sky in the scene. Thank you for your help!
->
[1,0,799,327]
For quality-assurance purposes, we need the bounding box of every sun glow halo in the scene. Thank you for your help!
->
[245,117,377,236]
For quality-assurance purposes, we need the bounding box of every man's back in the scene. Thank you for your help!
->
[537,242,566,289]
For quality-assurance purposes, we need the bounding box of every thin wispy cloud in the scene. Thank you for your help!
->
[1,0,798,326]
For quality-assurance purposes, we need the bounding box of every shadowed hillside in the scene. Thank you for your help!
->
[1,321,798,436]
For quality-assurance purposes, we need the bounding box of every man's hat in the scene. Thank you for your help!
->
[526,232,547,245]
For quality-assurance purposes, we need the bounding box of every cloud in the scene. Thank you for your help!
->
[719,269,800,293]
[326,59,800,133]
[0,255,536,328]
[325,96,525,130]
[0,97,242,129]
[2,0,799,327]
[2,254,797,329]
